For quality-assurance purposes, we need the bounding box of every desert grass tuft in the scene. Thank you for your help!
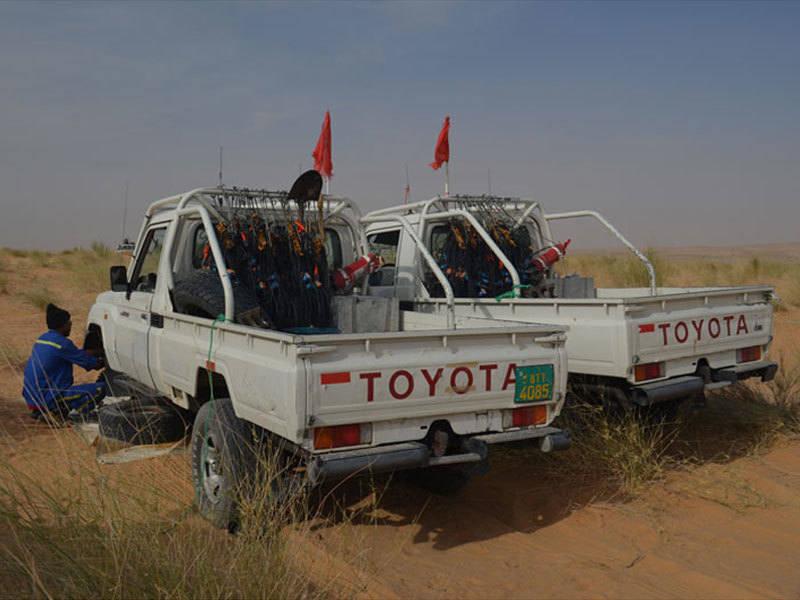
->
[0,445,329,599]
[0,337,27,371]
[563,248,671,288]
[29,250,51,268]
[20,283,59,310]
[0,274,7,295]
[57,245,120,294]
[495,398,680,499]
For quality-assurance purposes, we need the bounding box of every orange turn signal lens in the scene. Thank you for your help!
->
[634,362,663,382]
[313,424,362,449]
[738,346,762,363]
[511,405,547,428]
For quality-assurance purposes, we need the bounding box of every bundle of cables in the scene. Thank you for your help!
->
[428,207,566,299]
[209,211,332,330]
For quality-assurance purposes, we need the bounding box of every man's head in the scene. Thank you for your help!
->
[46,303,71,336]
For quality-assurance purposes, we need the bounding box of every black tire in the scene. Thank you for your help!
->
[191,398,301,530]
[411,465,469,495]
[191,398,260,530]
[99,398,189,445]
[173,269,273,328]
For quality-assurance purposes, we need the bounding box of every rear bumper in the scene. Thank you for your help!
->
[630,360,778,406]
[307,426,570,485]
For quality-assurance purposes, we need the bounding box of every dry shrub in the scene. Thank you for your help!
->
[0,442,330,599]
[675,356,800,461]
[29,250,51,268]
[495,398,680,499]
[495,357,800,502]
[0,337,27,371]
[57,244,120,294]
[563,248,671,288]
[0,274,7,295]
[20,283,59,310]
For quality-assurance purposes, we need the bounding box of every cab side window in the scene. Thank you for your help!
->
[325,228,343,272]
[130,228,167,292]
[192,226,210,269]
[367,229,400,287]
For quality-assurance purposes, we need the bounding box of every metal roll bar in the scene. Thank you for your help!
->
[543,210,656,295]
[361,214,456,329]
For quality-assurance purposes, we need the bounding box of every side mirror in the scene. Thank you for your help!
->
[110,266,129,293]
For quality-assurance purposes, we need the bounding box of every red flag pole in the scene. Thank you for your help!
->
[429,116,451,197]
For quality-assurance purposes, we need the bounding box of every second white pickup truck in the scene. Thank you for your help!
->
[363,195,777,411]
[86,187,570,529]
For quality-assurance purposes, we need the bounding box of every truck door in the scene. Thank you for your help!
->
[112,226,166,388]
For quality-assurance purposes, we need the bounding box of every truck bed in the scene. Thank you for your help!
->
[142,305,567,450]
[411,284,774,382]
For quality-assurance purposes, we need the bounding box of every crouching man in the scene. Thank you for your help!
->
[22,303,107,422]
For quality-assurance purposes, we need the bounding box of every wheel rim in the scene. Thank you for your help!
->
[202,435,224,505]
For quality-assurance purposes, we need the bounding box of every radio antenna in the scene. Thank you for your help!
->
[121,180,129,242]
[404,164,410,205]
[218,145,223,187]
[487,168,491,195]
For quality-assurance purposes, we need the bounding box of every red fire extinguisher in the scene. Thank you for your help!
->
[532,239,571,272]
[331,254,384,291]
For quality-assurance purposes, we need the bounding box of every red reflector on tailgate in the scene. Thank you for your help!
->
[313,424,361,449]
[321,371,351,385]
[512,405,547,428]
[738,346,761,363]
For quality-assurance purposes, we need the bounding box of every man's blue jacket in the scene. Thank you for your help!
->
[22,329,100,410]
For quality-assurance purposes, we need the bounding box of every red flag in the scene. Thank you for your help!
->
[429,116,450,170]
[312,110,333,178]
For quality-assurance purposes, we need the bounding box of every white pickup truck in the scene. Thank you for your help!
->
[363,195,777,411]
[85,187,570,528]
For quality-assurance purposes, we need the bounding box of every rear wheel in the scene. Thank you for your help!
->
[191,398,298,530]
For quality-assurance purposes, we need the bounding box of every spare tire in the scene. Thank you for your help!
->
[173,269,273,328]
[99,398,189,445]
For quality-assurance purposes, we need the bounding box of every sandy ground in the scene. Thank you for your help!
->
[1,248,800,598]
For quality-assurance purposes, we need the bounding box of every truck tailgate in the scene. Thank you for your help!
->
[630,287,773,366]
[302,326,567,427]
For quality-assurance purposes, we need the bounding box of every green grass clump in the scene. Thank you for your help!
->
[20,283,59,310]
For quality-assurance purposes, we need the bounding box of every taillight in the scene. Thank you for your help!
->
[738,346,762,363]
[313,424,364,449]
[634,362,664,382]
[511,405,547,428]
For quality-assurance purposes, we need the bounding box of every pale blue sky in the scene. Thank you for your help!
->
[1,1,798,250]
